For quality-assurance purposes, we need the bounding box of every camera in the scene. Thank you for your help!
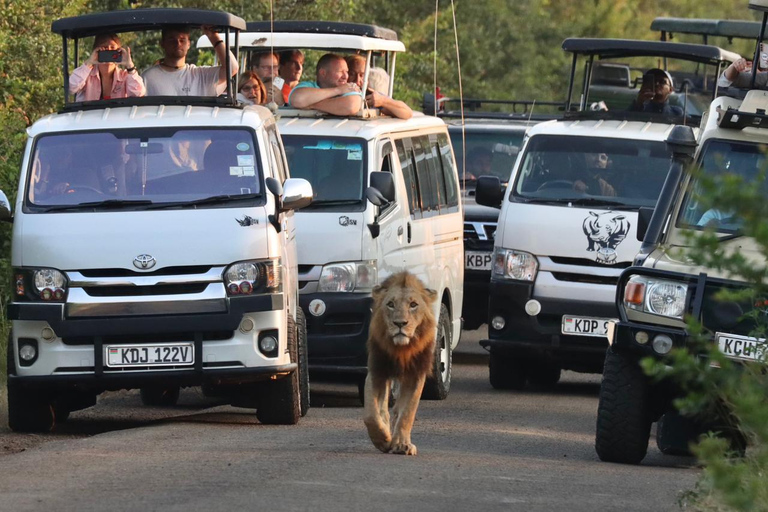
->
[97,49,122,63]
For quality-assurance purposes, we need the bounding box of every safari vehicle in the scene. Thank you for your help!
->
[475,38,738,391]
[4,9,313,432]
[423,95,562,330]
[201,22,464,400]
[596,0,768,465]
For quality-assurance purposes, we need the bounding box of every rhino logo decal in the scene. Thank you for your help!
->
[582,211,630,265]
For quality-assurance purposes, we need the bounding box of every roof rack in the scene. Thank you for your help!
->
[651,17,767,43]
[52,8,246,110]
[562,38,739,114]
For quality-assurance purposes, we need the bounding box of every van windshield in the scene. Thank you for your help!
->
[282,135,366,209]
[449,129,524,184]
[512,135,670,208]
[28,129,262,210]
[678,140,768,233]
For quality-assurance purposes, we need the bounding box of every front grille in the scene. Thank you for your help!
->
[464,221,497,241]
[78,266,213,278]
[62,331,233,346]
[83,283,208,297]
[308,313,365,336]
[700,285,758,337]
[551,272,618,286]
[549,256,631,269]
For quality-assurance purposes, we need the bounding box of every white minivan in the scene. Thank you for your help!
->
[5,9,313,431]
[207,21,465,400]
[476,38,737,390]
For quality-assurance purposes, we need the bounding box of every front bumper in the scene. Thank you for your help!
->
[608,320,688,358]
[8,294,295,391]
[482,278,615,371]
[300,292,372,375]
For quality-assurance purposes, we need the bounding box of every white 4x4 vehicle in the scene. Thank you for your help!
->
[4,9,313,431]
[476,38,737,390]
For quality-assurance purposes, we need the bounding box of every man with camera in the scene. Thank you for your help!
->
[628,68,683,116]
[143,25,238,96]
[69,33,146,101]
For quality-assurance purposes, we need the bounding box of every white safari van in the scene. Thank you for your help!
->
[202,22,464,400]
[476,39,737,390]
[4,10,313,431]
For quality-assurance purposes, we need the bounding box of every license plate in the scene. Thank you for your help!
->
[561,315,614,337]
[716,332,767,362]
[105,343,194,368]
[465,250,492,270]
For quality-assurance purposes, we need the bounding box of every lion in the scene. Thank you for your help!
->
[363,271,437,455]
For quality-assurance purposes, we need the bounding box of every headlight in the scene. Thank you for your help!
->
[492,248,538,282]
[318,261,377,292]
[224,259,281,296]
[623,275,688,320]
[13,268,67,302]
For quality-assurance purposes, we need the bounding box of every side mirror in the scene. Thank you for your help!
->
[266,177,283,196]
[636,206,654,241]
[281,178,313,211]
[365,187,388,207]
[0,191,11,222]
[368,172,395,203]
[475,176,504,208]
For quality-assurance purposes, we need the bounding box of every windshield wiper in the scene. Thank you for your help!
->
[309,199,361,206]
[561,197,630,208]
[146,193,260,210]
[40,199,154,212]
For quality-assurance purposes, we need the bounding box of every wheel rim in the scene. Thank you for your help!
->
[438,330,448,382]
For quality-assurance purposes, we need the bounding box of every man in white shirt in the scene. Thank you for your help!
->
[143,25,238,96]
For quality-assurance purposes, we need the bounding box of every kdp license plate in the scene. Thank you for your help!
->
[561,315,614,337]
[465,250,492,271]
[106,343,194,368]
[716,332,767,362]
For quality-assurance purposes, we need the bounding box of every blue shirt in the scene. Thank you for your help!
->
[287,81,362,107]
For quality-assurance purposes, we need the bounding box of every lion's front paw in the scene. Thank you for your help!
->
[391,442,417,456]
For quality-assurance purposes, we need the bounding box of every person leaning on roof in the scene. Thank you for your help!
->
[345,55,412,120]
[287,53,362,115]
[142,25,238,96]
[717,56,768,88]
[69,32,146,101]
[627,68,683,116]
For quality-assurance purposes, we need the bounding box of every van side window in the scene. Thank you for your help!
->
[414,136,438,213]
[395,139,421,216]
[437,133,459,208]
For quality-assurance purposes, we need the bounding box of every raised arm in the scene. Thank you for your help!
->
[202,26,239,86]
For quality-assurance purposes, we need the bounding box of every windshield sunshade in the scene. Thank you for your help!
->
[512,135,671,209]
[28,128,262,210]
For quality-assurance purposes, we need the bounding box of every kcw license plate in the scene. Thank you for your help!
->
[561,315,614,338]
[716,332,767,362]
[106,343,194,368]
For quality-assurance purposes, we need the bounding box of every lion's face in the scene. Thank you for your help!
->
[372,273,437,347]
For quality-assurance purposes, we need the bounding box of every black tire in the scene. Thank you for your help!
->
[488,351,527,390]
[296,308,310,417]
[656,411,698,456]
[140,386,180,406]
[422,303,453,400]
[528,361,561,390]
[256,315,301,425]
[595,348,652,464]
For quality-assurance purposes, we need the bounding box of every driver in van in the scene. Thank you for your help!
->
[287,53,363,115]
[627,68,683,116]
[573,152,617,196]
[143,25,238,96]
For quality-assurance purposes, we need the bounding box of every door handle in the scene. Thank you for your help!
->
[397,226,404,236]
[407,222,412,243]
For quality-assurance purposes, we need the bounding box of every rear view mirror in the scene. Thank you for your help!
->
[125,142,164,155]
[0,190,12,222]
[636,206,654,241]
[281,178,313,211]
[475,176,504,208]
[368,172,395,202]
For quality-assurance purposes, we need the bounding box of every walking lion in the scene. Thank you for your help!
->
[363,271,437,455]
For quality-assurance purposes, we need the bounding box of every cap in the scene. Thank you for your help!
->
[644,68,674,88]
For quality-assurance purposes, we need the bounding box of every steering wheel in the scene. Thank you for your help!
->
[537,180,574,191]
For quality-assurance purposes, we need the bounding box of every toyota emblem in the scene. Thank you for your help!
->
[133,254,156,270]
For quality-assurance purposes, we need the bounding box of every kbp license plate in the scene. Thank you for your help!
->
[716,332,767,362]
[561,315,614,337]
[106,343,194,368]
[465,250,492,270]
